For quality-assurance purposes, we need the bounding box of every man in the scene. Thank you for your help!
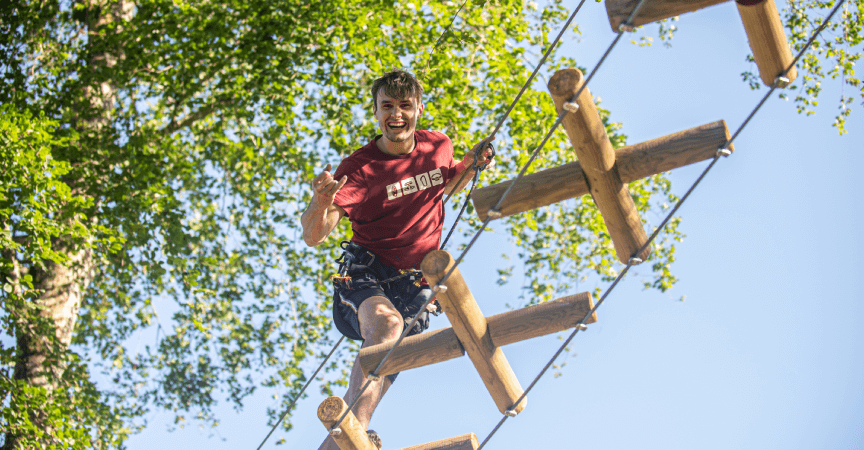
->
[301,70,493,449]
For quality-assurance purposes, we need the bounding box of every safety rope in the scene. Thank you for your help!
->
[256,335,345,450]
[475,1,847,447]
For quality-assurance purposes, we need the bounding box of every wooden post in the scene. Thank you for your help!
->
[317,396,378,450]
[397,433,480,450]
[548,68,650,263]
[736,0,798,87]
[421,250,527,415]
[605,0,730,32]
[472,120,734,221]
[359,293,597,377]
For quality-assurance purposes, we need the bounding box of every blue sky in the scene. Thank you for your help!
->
[127,2,864,449]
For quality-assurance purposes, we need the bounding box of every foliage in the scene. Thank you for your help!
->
[0,0,686,447]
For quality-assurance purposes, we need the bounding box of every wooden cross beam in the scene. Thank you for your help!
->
[358,292,597,378]
[421,250,527,415]
[318,396,378,450]
[397,433,480,450]
[606,0,797,87]
[472,119,734,222]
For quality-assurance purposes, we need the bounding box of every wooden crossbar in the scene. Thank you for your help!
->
[397,433,480,450]
[421,250,527,415]
[358,292,597,378]
[317,396,378,450]
[736,0,798,86]
[605,0,730,31]
[548,68,650,263]
[472,120,733,221]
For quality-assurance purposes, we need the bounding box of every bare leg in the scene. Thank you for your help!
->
[318,296,403,450]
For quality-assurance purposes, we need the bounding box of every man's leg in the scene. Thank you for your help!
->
[318,296,403,450]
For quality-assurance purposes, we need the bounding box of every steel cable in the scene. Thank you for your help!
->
[476,2,847,447]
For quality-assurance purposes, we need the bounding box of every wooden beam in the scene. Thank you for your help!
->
[317,396,378,450]
[421,250,527,415]
[548,68,650,263]
[606,0,731,32]
[359,293,597,377]
[397,433,479,450]
[736,0,798,87]
[472,120,733,221]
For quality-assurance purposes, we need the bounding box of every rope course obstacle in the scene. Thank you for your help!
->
[259,0,846,448]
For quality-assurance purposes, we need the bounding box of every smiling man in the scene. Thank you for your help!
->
[301,70,493,449]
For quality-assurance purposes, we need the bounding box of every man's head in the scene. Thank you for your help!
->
[371,70,425,147]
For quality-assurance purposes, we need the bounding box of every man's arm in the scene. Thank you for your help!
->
[301,163,348,246]
[444,138,496,195]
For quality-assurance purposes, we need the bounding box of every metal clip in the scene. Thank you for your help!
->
[716,147,732,158]
[628,257,643,266]
[773,75,791,88]
[433,285,448,294]
[563,102,579,113]
[367,373,381,382]
[504,409,519,417]
[578,324,588,331]
[487,209,503,220]
[329,428,342,437]
[618,22,635,33]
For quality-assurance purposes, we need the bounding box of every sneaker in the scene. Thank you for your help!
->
[367,430,382,449]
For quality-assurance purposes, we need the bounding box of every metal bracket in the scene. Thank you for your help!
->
[716,147,732,158]
[487,209,503,220]
[628,257,643,266]
[329,428,342,437]
[773,75,791,89]
[563,102,579,113]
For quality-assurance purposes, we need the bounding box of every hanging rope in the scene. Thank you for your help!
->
[475,2,847,447]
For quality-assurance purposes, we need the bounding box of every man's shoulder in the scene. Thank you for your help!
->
[417,129,451,144]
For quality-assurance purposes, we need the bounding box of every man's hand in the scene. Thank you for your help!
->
[311,163,348,209]
[301,163,347,247]
[462,136,496,171]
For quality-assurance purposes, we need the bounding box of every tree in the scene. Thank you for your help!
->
[0,0,855,448]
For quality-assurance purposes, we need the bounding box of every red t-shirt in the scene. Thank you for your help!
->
[333,130,465,270]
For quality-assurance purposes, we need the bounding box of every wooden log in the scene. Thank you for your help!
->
[421,250,527,415]
[317,396,378,450]
[397,433,480,450]
[359,293,598,377]
[736,0,798,87]
[606,0,731,32]
[472,120,734,221]
[548,68,650,263]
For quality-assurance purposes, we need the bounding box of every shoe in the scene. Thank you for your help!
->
[367,430,382,449]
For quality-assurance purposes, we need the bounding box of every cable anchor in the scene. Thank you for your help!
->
[329,428,342,437]
[618,22,635,33]
[487,209,503,220]
[628,257,643,266]
[716,147,732,158]
[504,409,519,418]
[563,101,579,113]
[773,75,791,89]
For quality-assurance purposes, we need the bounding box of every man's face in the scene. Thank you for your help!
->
[374,92,423,144]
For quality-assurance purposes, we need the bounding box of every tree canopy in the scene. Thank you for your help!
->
[0,0,859,448]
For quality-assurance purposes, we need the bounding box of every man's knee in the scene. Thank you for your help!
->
[358,297,402,340]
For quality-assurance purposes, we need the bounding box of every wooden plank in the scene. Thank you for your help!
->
[736,0,798,87]
[358,293,597,377]
[421,250,527,415]
[548,68,650,263]
[606,0,731,31]
[317,396,378,450]
[472,120,733,221]
[397,433,479,450]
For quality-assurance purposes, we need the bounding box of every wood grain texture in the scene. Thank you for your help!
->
[317,396,378,450]
[358,326,464,378]
[548,68,650,263]
[421,250,527,415]
[397,433,480,450]
[606,0,730,31]
[472,120,733,221]
[736,0,798,86]
[358,292,597,377]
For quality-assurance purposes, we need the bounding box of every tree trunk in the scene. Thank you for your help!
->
[2,1,131,448]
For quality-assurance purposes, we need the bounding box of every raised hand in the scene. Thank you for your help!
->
[311,163,348,209]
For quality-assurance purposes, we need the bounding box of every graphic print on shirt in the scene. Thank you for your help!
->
[385,168,446,202]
